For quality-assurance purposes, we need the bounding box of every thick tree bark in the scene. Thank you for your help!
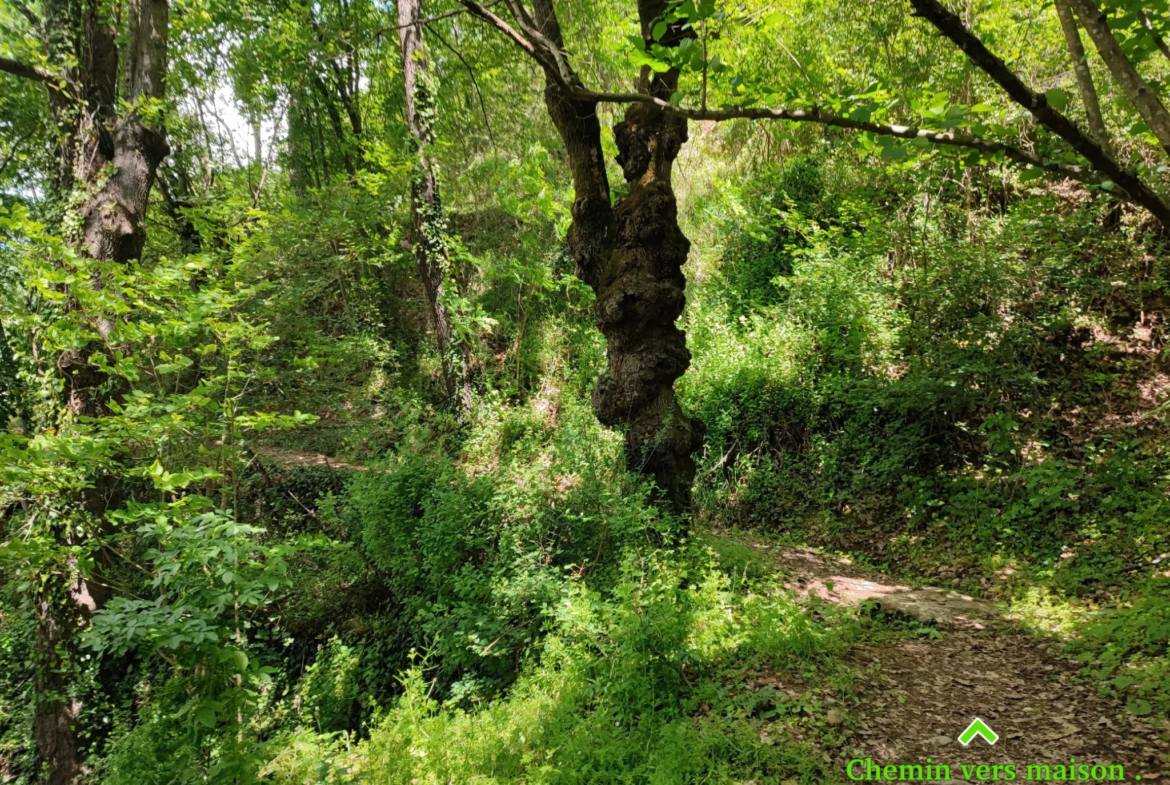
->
[19,0,172,781]
[398,0,473,417]
[528,0,614,291]
[1055,0,1114,156]
[524,0,703,511]
[33,562,103,785]
[598,24,704,511]
[1066,0,1170,156]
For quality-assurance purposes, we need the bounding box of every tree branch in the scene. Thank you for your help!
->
[370,0,502,39]
[1138,9,1170,66]
[457,0,1170,225]
[908,0,1170,228]
[1067,0,1170,157]
[457,0,541,61]
[1055,0,1113,157]
[0,56,66,89]
[425,22,496,145]
[595,94,1106,187]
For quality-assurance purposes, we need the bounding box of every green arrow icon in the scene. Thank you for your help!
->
[958,718,999,746]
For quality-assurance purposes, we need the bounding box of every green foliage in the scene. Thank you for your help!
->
[349,546,839,785]
[6,0,1170,777]
[1072,578,1170,718]
[716,157,832,315]
[350,396,673,694]
[684,144,1170,721]
[297,637,363,733]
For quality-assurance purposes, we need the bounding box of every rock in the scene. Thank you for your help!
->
[929,735,952,746]
[876,587,998,626]
[826,709,844,726]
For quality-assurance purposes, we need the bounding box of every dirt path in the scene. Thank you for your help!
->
[250,446,369,472]
[733,537,1169,779]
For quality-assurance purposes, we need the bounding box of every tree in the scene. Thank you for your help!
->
[1066,0,1170,157]
[0,0,172,781]
[398,0,474,418]
[463,0,705,511]
[455,0,1170,511]
[1055,0,1114,156]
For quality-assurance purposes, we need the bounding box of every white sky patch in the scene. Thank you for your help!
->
[178,78,287,172]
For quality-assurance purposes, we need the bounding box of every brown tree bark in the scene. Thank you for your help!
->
[398,0,473,418]
[1066,0,1170,156]
[2,0,172,781]
[528,0,614,291]
[1055,0,1114,156]
[523,0,704,511]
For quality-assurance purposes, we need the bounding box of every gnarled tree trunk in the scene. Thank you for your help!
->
[529,0,703,512]
[596,71,704,512]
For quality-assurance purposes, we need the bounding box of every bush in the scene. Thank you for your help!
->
[349,395,676,696]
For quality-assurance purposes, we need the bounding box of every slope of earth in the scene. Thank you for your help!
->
[724,534,1169,780]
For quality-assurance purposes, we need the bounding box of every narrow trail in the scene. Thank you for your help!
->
[238,448,1169,775]
[250,446,369,472]
[730,536,1169,779]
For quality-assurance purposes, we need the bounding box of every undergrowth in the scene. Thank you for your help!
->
[682,154,1170,721]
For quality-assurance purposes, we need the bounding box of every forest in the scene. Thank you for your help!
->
[2,0,1170,781]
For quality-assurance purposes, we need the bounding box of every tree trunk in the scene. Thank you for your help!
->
[33,560,103,785]
[29,0,172,781]
[1055,0,1114,156]
[1067,0,1170,156]
[529,1,613,291]
[529,0,704,512]
[597,71,704,513]
[398,0,473,418]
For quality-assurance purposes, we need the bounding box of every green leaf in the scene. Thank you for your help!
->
[1045,88,1070,111]
[1019,167,1044,182]
[1128,698,1152,716]
[194,706,217,728]
[1100,179,1116,191]
[229,649,249,671]
[652,20,667,41]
